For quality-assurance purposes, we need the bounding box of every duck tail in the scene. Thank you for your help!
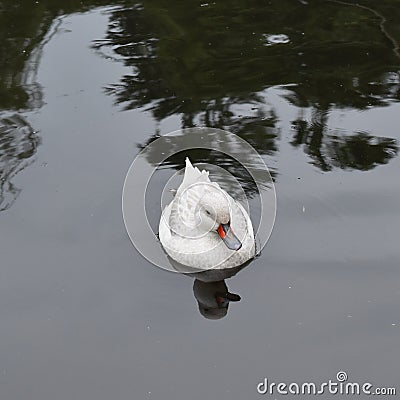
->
[178,157,210,194]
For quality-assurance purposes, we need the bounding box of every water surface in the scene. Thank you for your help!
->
[0,1,399,399]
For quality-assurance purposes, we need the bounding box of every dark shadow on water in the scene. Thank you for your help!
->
[139,129,275,198]
[0,114,40,211]
[291,109,398,171]
[0,0,115,212]
[193,280,242,320]
[168,254,254,320]
[94,0,399,172]
[0,0,399,213]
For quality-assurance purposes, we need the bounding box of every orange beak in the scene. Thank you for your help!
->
[217,224,226,239]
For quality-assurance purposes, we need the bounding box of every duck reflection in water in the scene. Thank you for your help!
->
[193,280,241,320]
[169,256,253,320]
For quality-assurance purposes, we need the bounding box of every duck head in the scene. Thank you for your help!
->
[196,189,242,251]
[193,279,241,320]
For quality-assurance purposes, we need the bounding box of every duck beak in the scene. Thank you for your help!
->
[217,223,242,251]
[216,292,241,307]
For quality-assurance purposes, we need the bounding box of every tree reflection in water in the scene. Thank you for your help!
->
[0,114,39,211]
[0,0,113,211]
[0,0,399,211]
[94,0,399,176]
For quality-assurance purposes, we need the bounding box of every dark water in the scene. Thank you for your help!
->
[0,1,399,399]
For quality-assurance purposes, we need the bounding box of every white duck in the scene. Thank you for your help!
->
[159,158,255,270]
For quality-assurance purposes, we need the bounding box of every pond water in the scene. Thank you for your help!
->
[0,1,399,399]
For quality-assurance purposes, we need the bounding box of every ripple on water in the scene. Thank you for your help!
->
[262,33,290,46]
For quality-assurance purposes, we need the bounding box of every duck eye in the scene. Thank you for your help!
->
[205,210,211,216]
